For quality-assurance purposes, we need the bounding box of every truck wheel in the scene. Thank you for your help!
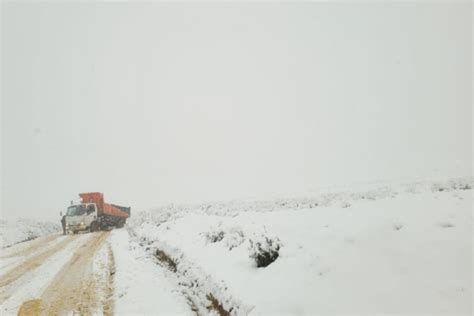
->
[90,222,99,232]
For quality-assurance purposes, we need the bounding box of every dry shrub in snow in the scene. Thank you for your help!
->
[249,235,281,268]
[206,293,232,316]
[204,230,225,243]
[430,178,473,193]
[155,248,178,272]
[393,223,404,231]
[438,221,455,228]
[204,226,245,251]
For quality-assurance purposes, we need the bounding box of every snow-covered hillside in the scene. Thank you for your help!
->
[127,177,473,315]
[0,219,61,248]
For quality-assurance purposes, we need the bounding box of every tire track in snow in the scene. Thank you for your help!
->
[28,231,112,315]
[102,242,116,316]
[0,235,78,301]
[1,234,92,315]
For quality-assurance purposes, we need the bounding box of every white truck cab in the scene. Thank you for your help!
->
[65,203,97,233]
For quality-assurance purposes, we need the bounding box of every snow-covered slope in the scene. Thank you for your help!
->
[128,177,473,315]
[0,218,61,248]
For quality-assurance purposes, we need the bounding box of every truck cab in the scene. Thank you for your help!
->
[65,203,97,233]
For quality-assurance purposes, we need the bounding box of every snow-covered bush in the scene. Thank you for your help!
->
[438,221,455,228]
[222,228,245,251]
[204,230,225,243]
[430,178,473,193]
[248,235,281,268]
[204,226,245,251]
[393,223,404,231]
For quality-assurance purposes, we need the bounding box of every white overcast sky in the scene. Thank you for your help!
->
[1,2,472,221]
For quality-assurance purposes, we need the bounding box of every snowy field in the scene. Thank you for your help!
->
[0,219,60,248]
[128,177,473,315]
[0,178,471,315]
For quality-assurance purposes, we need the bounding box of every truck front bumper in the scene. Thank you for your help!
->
[66,223,87,232]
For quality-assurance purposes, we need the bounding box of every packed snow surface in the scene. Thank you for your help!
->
[128,177,473,315]
[0,219,60,248]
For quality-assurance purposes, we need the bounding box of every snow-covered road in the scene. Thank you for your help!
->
[0,229,191,315]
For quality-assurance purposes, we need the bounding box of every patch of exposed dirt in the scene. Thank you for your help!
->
[17,299,42,316]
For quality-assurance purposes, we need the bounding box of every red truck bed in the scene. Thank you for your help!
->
[79,192,129,218]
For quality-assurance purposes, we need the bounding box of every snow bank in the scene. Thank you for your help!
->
[0,218,61,248]
[128,177,473,315]
[109,230,192,315]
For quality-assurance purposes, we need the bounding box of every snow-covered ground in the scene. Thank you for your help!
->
[0,219,60,248]
[1,177,471,315]
[128,177,473,315]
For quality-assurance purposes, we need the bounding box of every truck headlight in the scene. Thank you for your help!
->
[80,222,84,226]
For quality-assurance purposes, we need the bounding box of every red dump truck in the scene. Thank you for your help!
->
[63,192,130,233]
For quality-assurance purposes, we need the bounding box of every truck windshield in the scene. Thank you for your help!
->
[66,205,86,216]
